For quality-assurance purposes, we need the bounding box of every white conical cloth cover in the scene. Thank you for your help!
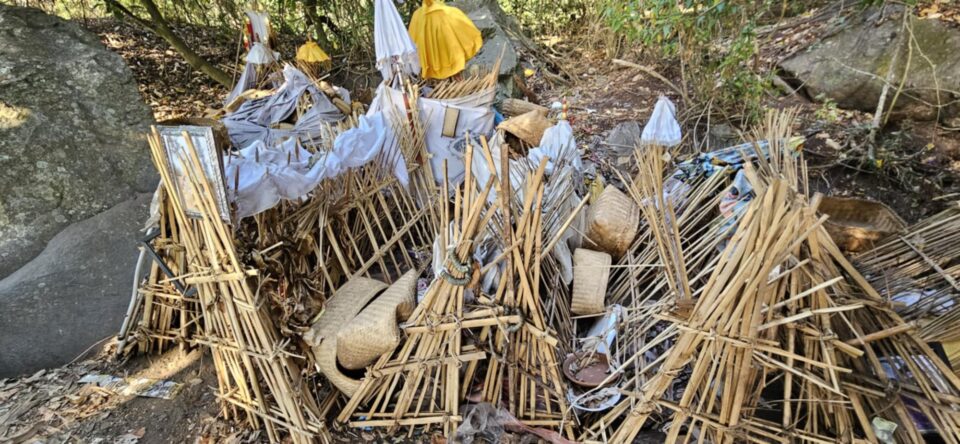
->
[374,0,420,80]
[246,42,278,65]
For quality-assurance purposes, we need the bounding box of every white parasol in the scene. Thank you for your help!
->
[374,0,420,80]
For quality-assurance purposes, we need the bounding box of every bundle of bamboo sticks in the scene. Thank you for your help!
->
[117,189,201,357]
[147,128,330,444]
[339,145,501,436]
[854,203,960,342]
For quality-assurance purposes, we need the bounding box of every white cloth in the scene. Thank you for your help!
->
[222,65,345,148]
[419,89,496,184]
[225,62,257,105]
[245,10,271,45]
[374,0,420,80]
[224,113,389,218]
[527,120,581,175]
[641,96,682,146]
[246,42,279,65]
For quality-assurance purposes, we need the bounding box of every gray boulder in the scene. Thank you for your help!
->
[0,5,156,278]
[781,6,960,122]
[453,0,523,101]
[605,121,642,156]
[0,193,151,377]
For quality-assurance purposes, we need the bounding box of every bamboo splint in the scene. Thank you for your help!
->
[338,143,500,437]
[854,203,960,342]
[147,128,330,444]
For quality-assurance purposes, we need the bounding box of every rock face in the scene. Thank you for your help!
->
[0,194,151,377]
[0,5,156,278]
[781,7,960,122]
[453,0,523,101]
[0,6,156,376]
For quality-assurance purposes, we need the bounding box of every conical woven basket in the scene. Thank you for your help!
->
[819,196,906,252]
[585,185,640,258]
[308,277,387,396]
[337,270,418,370]
[571,248,612,315]
[499,110,552,147]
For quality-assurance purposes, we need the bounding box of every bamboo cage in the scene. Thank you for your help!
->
[854,203,960,342]
[338,143,503,436]
[147,128,331,444]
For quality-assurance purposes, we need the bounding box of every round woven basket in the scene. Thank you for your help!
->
[818,196,906,252]
[585,185,640,258]
[309,277,387,396]
[337,269,419,370]
[571,248,612,315]
[498,110,551,147]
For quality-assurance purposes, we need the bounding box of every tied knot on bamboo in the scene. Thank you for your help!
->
[503,307,524,334]
[723,424,750,439]
[440,250,473,286]
[627,401,658,417]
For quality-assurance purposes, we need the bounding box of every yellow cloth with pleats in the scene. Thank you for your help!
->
[408,0,482,79]
[296,40,330,63]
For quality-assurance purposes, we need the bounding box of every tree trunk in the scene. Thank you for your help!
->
[138,0,232,87]
[107,0,233,87]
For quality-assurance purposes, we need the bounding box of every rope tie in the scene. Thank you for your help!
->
[440,250,473,286]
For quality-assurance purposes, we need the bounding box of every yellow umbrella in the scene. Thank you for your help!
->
[408,0,482,80]
[296,40,332,77]
[296,40,331,64]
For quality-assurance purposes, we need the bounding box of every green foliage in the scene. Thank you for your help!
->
[500,0,589,36]
[814,94,841,123]
[599,0,774,123]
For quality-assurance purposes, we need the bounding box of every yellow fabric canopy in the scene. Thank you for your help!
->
[296,40,331,64]
[408,0,482,80]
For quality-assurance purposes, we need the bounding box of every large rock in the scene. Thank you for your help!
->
[0,5,156,278]
[452,0,523,101]
[781,7,960,122]
[0,194,151,377]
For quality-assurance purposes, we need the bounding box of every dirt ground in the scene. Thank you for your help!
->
[3,14,959,444]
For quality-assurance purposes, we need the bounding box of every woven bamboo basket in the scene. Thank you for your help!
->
[585,185,640,258]
[308,277,387,396]
[337,270,418,370]
[498,109,552,147]
[819,196,905,252]
[572,248,612,315]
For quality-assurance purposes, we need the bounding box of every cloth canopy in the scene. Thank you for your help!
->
[408,0,482,80]
[222,65,347,148]
[225,113,395,218]
[375,0,420,80]
[296,41,331,64]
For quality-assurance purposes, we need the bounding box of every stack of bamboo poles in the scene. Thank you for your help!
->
[592,132,960,443]
[854,203,960,342]
[423,59,501,100]
[117,189,201,357]
[339,145,503,436]
[465,146,573,436]
[147,128,330,444]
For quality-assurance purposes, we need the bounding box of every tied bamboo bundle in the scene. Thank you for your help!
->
[854,203,960,342]
[598,121,960,442]
[462,145,572,437]
[583,148,733,441]
[117,188,202,357]
[607,175,859,443]
[338,143,502,437]
[147,128,330,444]
[423,57,501,100]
